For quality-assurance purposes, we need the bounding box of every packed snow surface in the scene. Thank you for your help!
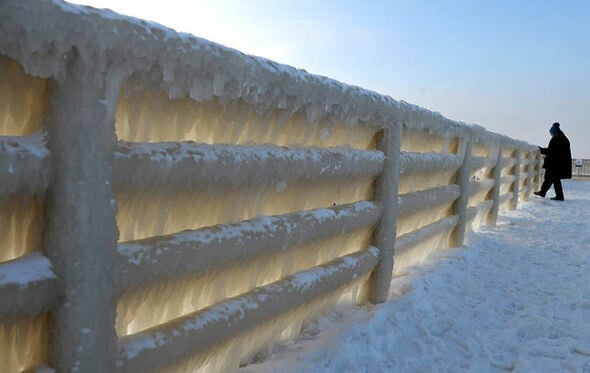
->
[243,180,590,372]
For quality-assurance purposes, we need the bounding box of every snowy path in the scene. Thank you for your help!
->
[244,180,590,372]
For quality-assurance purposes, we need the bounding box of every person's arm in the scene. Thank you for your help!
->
[540,137,557,156]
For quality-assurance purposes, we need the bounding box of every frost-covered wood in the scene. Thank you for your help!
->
[470,156,495,170]
[525,151,536,199]
[0,253,59,323]
[476,200,494,215]
[397,185,461,217]
[395,216,459,254]
[0,0,542,370]
[499,192,514,206]
[488,147,503,225]
[114,201,380,293]
[0,134,49,198]
[469,179,495,197]
[369,125,402,303]
[501,175,517,186]
[40,48,120,371]
[117,248,379,372]
[114,141,384,191]
[511,149,522,209]
[537,155,544,185]
[452,135,473,247]
[399,152,461,174]
[500,157,517,169]
[465,200,494,228]
[466,206,478,223]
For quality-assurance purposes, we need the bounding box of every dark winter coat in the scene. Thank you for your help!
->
[540,130,572,179]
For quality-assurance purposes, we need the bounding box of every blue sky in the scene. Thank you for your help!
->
[68,0,589,157]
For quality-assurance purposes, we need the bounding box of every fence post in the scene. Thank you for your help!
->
[369,122,402,304]
[451,132,473,247]
[487,145,503,225]
[511,148,522,210]
[537,151,544,189]
[525,150,535,200]
[42,50,120,371]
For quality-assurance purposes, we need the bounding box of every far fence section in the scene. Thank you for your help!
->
[0,1,541,372]
[573,159,590,177]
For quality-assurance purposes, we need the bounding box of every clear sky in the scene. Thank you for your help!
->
[67,0,589,158]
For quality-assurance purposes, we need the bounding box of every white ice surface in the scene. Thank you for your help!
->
[0,252,56,288]
[242,180,590,372]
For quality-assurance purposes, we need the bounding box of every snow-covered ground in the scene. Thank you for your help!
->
[243,179,590,372]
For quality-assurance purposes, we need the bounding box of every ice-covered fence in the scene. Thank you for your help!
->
[572,159,590,177]
[0,0,541,372]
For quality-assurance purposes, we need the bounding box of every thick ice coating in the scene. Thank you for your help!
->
[0,0,541,372]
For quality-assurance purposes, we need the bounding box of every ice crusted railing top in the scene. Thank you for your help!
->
[0,253,56,288]
[0,0,533,147]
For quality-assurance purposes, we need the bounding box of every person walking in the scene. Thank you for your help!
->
[534,122,572,201]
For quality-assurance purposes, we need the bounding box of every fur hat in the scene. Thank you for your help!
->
[550,122,560,135]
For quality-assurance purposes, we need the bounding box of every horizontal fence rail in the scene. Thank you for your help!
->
[399,152,462,173]
[0,253,60,322]
[114,201,381,294]
[395,216,459,255]
[117,248,380,373]
[0,1,542,372]
[114,142,385,191]
[397,185,461,217]
[469,179,496,197]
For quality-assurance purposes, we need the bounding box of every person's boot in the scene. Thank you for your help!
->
[534,191,545,197]
[550,197,564,201]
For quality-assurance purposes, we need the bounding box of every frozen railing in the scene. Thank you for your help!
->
[572,159,590,177]
[0,0,541,372]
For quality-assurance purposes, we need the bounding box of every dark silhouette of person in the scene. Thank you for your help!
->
[534,122,572,201]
